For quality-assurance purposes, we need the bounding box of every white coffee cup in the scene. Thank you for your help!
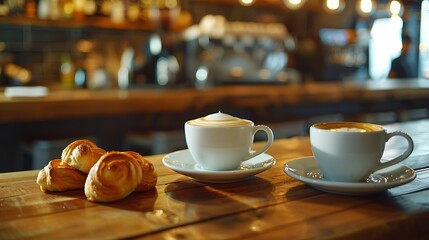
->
[185,112,274,171]
[310,122,414,182]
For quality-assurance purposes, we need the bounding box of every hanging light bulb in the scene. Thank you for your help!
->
[239,0,255,6]
[324,0,345,14]
[356,0,375,17]
[283,0,307,10]
[389,0,404,16]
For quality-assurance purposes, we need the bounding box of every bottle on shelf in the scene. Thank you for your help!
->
[25,0,37,18]
[73,0,85,21]
[62,0,74,19]
[110,0,125,23]
[74,67,87,88]
[37,0,49,19]
[60,53,75,89]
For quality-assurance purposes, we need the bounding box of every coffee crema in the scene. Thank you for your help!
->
[187,112,251,127]
[314,122,383,132]
[330,127,369,132]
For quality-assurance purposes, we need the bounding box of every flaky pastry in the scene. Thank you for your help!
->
[126,151,158,192]
[61,139,106,174]
[36,159,87,192]
[84,151,157,202]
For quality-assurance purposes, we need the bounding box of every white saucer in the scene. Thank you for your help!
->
[283,156,416,195]
[162,149,276,183]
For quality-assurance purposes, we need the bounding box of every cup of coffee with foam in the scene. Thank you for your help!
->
[185,112,274,171]
[310,122,414,182]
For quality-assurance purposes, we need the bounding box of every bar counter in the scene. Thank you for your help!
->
[1,119,429,239]
[2,79,429,173]
[1,79,429,124]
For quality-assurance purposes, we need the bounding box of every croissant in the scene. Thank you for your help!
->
[126,151,158,192]
[61,139,106,174]
[84,151,157,202]
[36,159,87,192]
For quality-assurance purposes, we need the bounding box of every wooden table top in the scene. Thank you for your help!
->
[1,119,429,239]
[1,79,429,124]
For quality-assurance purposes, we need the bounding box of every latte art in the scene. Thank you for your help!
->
[187,112,251,127]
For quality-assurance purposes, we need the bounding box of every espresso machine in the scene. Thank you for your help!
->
[182,15,301,88]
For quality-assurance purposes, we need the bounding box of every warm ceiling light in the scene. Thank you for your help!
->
[389,0,404,16]
[356,0,375,17]
[324,0,345,14]
[239,0,255,6]
[283,0,307,10]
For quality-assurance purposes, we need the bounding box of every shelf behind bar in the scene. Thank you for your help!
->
[0,16,156,31]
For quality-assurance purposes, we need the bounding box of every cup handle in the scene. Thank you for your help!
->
[374,131,414,171]
[244,125,274,161]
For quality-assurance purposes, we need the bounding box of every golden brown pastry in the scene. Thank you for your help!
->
[126,151,158,192]
[36,159,87,192]
[84,151,157,202]
[61,139,106,174]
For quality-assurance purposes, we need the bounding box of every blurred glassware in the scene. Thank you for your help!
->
[118,47,135,89]
[60,53,75,89]
[156,53,179,86]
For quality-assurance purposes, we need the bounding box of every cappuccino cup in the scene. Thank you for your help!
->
[185,112,274,171]
[310,122,414,182]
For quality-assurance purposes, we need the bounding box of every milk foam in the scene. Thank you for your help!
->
[187,112,250,127]
[330,127,368,132]
[314,122,383,132]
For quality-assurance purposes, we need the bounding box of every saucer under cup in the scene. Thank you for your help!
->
[162,149,276,183]
[283,156,416,195]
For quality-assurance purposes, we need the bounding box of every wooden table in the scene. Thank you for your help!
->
[1,119,429,239]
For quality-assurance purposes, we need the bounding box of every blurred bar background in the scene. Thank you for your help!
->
[0,0,426,87]
[1,0,428,172]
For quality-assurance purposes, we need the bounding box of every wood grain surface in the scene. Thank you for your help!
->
[1,120,429,239]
